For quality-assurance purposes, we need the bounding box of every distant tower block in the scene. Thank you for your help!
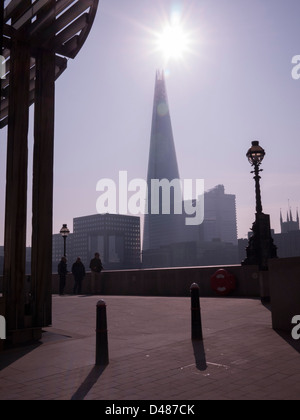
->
[0,0,99,337]
[143,70,185,252]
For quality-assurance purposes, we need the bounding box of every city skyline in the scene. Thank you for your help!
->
[1,0,300,246]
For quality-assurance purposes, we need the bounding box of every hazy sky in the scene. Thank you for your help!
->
[1,0,300,246]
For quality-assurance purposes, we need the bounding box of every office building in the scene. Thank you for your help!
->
[143,70,185,252]
[202,185,238,244]
[72,214,141,270]
[142,71,238,267]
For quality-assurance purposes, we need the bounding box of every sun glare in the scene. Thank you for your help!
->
[141,7,199,68]
[152,7,193,65]
[157,23,190,61]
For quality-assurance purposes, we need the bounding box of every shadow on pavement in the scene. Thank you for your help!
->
[261,301,271,312]
[71,365,107,400]
[192,339,207,371]
[0,342,42,371]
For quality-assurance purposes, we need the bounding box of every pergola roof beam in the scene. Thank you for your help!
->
[28,0,78,36]
[50,13,88,50]
[1,0,99,128]
[30,0,92,50]
[56,34,79,58]
[11,0,49,30]
[4,0,23,21]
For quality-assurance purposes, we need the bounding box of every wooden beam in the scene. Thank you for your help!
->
[10,0,32,26]
[56,35,79,59]
[0,0,4,103]
[30,0,93,50]
[0,0,4,52]
[1,0,99,127]
[4,0,23,21]
[3,37,30,331]
[0,97,8,119]
[31,48,56,327]
[0,115,7,128]
[54,54,68,78]
[11,0,49,30]
[53,0,93,34]
[0,54,67,126]
[51,13,89,50]
[28,0,77,37]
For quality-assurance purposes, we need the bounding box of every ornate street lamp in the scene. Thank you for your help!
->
[246,141,265,215]
[60,224,70,257]
[243,141,277,271]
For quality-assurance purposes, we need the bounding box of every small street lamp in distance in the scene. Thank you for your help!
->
[60,224,70,257]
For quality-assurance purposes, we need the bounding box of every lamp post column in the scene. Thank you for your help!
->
[243,141,277,272]
[63,236,67,258]
[253,163,263,215]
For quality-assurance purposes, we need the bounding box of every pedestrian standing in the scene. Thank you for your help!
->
[89,252,103,294]
[72,257,86,294]
[58,256,68,296]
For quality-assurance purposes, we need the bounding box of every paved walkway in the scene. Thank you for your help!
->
[0,295,299,400]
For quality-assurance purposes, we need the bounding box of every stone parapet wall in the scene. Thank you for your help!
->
[52,264,260,297]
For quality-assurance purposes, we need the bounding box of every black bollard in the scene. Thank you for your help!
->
[95,300,109,366]
[190,283,203,340]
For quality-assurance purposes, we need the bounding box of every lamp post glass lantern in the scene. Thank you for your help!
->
[60,224,70,257]
[246,140,265,166]
[246,141,265,215]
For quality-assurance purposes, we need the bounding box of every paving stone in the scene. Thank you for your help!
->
[0,295,299,400]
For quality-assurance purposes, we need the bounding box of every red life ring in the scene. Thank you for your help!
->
[210,269,236,296]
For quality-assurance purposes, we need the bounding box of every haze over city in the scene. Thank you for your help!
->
[1,0,300,246]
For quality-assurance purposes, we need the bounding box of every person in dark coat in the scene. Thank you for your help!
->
[72,257,86,295]
[89,252,103,294]
[58,256,68,296]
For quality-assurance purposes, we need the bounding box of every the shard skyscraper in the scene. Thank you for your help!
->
[143,70,184,253]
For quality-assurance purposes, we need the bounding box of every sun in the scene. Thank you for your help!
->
[157,24,189,61]
[139,7,199,67]
[155,16,192,63]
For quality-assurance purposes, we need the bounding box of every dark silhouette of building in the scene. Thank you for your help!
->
[239,207,300,261]
[143,184,239,268]
[142,71,238,268]
[280,208,299,233]
[143,70,185,252]
[274,230,300,258]
[275,207,300,258]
